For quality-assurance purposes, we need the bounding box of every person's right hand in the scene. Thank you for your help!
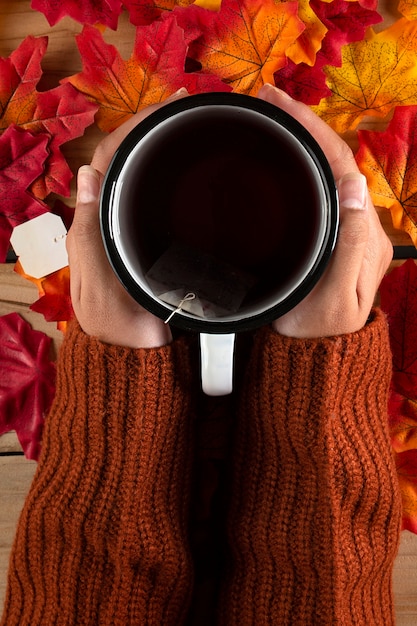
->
[66,89,189,348]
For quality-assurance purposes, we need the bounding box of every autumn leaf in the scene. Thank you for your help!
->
[356,105,417,246]
[65,15,230,132]
[0,36,47,130]
[0,313,56,460]
[274,59,331,105]
[123,0,195,25]
[398,0,417,21]
[395,449,417,534]
[389,391,417,454]
[122,0,221,26]
[274,0,381,104]
[30,267,74,324]
[284,0,327,67]
[13,260,44,295]
[380,258,417,532]
[174,0,304,95]
[0,125,49,263]
[0,35,98,198]
[52,199,75,231]
[380,260,417,397]
[380,259,417,533]
[311,0,382,67]
[194,0,221,8]
[319,0,379,12]
[312,19,417,132]
[13,261,73,325]
[31,0,123,29]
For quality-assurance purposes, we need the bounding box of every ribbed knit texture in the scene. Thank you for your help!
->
[218,309,402,625]
[1,322,195,626]
[1,311,402,625]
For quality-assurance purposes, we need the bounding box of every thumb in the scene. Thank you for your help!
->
[324,172,369,289]
[66,165,107,290]
[71,165,102,244]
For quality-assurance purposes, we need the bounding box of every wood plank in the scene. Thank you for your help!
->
[393,531,417,623]
[0,264,39,305]
[0,264,64,354]
[0,456,37,610]
[0,433,21,454]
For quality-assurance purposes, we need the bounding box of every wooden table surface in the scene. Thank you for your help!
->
[1,0,417,622]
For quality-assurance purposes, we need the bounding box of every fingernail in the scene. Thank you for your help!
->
[166,87,189,102]
[337,173,368,210]
[77,165,100,204]
[258,83,293,102]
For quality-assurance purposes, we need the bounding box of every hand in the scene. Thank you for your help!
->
[257,84,393,338]
[66,89,188,348]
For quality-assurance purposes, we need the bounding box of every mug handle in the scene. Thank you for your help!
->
[200,333,236,396]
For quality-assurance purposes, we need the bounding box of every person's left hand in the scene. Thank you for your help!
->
[66,89,189,348]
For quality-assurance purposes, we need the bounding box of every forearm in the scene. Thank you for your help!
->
[1,322,195,626]
[220,309,401,625]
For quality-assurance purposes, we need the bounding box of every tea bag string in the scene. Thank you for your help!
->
[164,292,196,324]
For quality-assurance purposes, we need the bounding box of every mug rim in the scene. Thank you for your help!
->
[100,92,339,334]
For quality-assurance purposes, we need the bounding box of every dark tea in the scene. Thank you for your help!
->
[101,93,338,333]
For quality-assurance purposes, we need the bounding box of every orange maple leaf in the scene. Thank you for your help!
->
[15,261,73,325]
[195,0,221,8]
[65,15,229,132]
[398,0,417,21]
[285,0,328,67]
[176,0,305,95]
[356,104,417,246]
[312,19,417,132]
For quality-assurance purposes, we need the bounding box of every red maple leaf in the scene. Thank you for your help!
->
[274,0,382,105]
[380,258,417,532]
[395,449,417,534]
[30,267,74,324]
[0,313,56,460]
[380,260,417,399]
[0,35,98,198]
[123,0,195,26]
[274,58,331,105]
[65,15,230,132]
[52,199,75,231]
[31,0,123,29]
[312,0,382,67]
[0,125,49,263]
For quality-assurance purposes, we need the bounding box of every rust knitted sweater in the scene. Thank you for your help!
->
[1,309,401,625]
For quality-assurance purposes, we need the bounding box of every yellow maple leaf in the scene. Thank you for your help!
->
[312,19,417,132]
[194,0,221,8]
[356,105,417,245]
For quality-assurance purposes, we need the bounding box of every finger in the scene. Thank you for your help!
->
[257,84,357,180]
[91,88,189,175]
[66,166,108,299]
[321,173,369,298]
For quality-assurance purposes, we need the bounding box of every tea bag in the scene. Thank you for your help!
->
[145,242,255,319]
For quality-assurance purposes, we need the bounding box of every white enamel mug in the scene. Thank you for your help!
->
[100,93,339,395]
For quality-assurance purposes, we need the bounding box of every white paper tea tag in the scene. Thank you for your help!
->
[10,213,68,279]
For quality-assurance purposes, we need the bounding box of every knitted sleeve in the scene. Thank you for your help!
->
[1,322,195,626]
[219,309,402,626]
